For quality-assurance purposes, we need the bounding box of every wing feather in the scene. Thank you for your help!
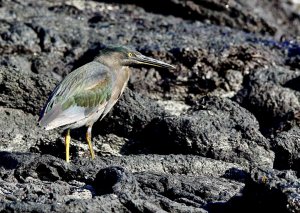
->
[39,61,113,129]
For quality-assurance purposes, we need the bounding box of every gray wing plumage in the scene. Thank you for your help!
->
[39,61,113,130]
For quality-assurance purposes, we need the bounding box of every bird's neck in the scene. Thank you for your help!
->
[95,55,122,69]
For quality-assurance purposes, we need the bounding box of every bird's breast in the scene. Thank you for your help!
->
[111,66,131,100]
[97,66,131,121]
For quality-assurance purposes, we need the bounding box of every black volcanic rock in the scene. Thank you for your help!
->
[272,127,300,174]
[97,88,167,138]
[144,96,274,168]
[1,0,300,212]
[235,66,300,135]
[0,66,58,115]
[0,153,248,212]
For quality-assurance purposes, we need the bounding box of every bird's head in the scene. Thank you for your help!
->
[96,46,175,69]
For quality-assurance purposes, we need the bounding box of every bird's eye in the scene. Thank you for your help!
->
[128,52,133,57]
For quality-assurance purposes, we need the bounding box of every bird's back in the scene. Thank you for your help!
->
[39,61,113,130]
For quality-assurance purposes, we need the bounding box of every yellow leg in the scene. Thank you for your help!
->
[86,126,95,160]
[65,129,70,163]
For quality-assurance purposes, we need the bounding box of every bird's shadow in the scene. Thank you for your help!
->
[0,151,26,170]
[36,138,69,160]
[36,128,86,160]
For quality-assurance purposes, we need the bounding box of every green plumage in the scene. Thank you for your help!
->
[39,61,113,128]
[62,90,106,110]
[61,82,111,110]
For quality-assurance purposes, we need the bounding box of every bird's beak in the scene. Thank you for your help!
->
[134,54,176,69]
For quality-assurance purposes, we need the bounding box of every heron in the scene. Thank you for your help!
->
[38,46,175,162]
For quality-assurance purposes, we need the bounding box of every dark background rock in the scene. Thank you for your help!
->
[234,66,300,135]
[142,96,274,168]
[272,127,300,174]
[1,0,300,212]
[0,66,58,115]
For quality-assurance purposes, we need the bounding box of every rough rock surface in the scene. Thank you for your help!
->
[144,96,274,168]
[1,0,300,212]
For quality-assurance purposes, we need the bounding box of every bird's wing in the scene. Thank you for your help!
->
[39,61,113,130]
